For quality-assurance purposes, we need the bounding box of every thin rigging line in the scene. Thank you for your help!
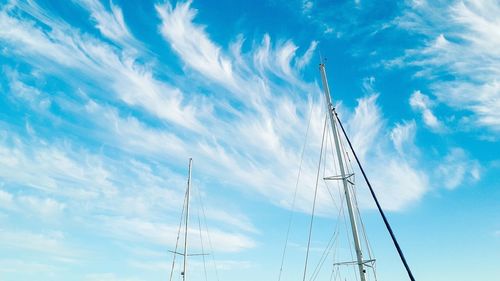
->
[310,229,338,281]
[309,201,344,281]
[278,101,315,281]
[195,187,209,281]
[198,189,221,281]
[302,115,328,281]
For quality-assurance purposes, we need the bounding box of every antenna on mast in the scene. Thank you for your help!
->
[319,49,327,65]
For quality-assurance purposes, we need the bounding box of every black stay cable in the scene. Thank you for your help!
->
[333,110,416,281]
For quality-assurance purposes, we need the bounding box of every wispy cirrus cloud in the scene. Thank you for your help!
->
[394,0,500,134]
[435,147,481,190]
[101,217,256,253]
[0,2,201,130]
[0,228,82,262]
[343,93,428,210]
[0,123,256,247]
[83,273,143,281]
[0,1,489,279]
[74,0,134,43]
[2,0,436,217]
[0,258,58,275]
[390,120,417,156]
[409,90,445,132]
[0,129,116,199]
[0,0,482,240]
[6,193,66,219]
[156,1,237,90]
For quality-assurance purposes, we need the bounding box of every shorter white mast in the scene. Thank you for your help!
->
[183,158,193,281]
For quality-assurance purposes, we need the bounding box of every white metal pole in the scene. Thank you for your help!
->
[183,158,193,281]
[319,63,366,281]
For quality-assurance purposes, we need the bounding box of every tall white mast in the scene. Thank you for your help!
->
[183,158,193,281]
[319,63,366,281]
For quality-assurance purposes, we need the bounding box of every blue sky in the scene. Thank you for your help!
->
[0,0,499,280]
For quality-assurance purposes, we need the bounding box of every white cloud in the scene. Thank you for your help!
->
[203,208,259,234]
[0,130,116,199]
[18,195,66,218]
[6,0,488,278]
[0,188,65,219]
[379,157,426,211]
[0,229,81,261]
[211,259,254,270]
[0,189,14,209]
[390,120,417,156]
[395,0,500,133]
[156,1,237,90]
[345,95,428,210]
[0,3,489,278]
[156,0,316,98]
[409,90,445,132]
[74,0,133,43]
[2,74,259,254]
[296,40,319,70]
[84,273,143,281]
[128,260,170,272]
[324,25,334,34]
[0,3,201,130]
[82,99,187,160]
[0,258,58,274]
[302,0,314,14]
[154,0,330,214]
[0,128,257,257]
[5,71,51,111]
[101,217,256,253]
[0,0,480,232]
[347,94,383,160]
[436,148,481,190]
[153,1,455,213]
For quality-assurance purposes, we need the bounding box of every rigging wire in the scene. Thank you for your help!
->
[341,192,359,281]
[333,110,416,281]
[302,116,328,281]
[309,133,336,281]
[352,187,377,281]
[322,126,340,212]
[198,188,221,281]
[309,193,345,281]
[330,199,344,281]
[353,187,375,260]
[335,173,359,281]
[195,187,209,281]
[309,228,339,281]
[278,101,315,281]
[335,115,377,281]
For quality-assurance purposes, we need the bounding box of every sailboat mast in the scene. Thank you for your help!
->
[183,158,193,281]
[319,63,367,281]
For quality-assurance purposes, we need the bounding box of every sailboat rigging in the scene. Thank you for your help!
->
[320,62,416,281]
[278,61,415,281]
[319,62,369,281]
[169,158,219,281]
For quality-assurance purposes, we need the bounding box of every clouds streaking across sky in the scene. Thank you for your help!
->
[0,1,499,280]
